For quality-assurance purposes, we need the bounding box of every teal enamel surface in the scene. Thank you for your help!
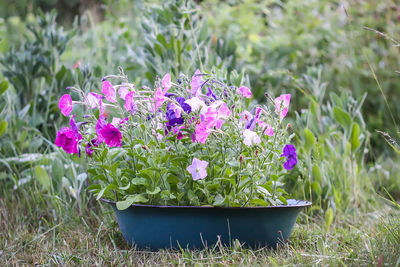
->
[106,199,311,250]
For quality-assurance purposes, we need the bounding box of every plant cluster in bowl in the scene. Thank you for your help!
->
[55,69,297,209]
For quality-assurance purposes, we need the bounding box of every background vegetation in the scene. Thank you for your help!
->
[0,0,399,265]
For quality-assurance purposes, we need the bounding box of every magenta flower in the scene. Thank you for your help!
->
[243,129,261,147]
[281,144,297,170]
[86,92,102,109]
[257,120,274,137]
[55,127,81,154]
[190,69,203,96]
[59,94,73,116]
[186,158,208,180]
[195,121,211,144]
[99,123,122,147]
[96,115,107,144]
[237,86,252,98]
[85,138,99,156]
[162,73,171,92]
[153,87,166,109]
[274,94,291,120]
[216,102,231,118]
[124,91,136,114]
[118,86,130,100]
[102,81,116,103]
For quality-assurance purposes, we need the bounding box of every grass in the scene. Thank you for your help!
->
[1,188,399,266]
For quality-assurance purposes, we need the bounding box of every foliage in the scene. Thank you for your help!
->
[283,69,373,213]
[56,69,296,208]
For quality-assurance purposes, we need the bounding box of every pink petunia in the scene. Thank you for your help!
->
[118,86,130,100]
[237,86,252,98]
[257,120,274,137]
[86,92,102,109]
[190,69,203,97]
[152,87,166,110]
[274,94,291,120]
[162,73,171,93]
[218,102,231,118]
[55,127,81,154]
[124,91,136,114]
[59,94,73,116]
[243,129,261,147]
[102,81,116,103]
[99,123,122,147]
[195,121,211,144]
[186,158,208,181]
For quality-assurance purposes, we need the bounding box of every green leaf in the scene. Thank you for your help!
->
[51,158,64,183]
[116,195,148,210]
[96,184,118,200]
[278,196,288,205]
[0,39,9,53]
[0,81,8,96]
[350,123,360,151]
[131,177,148,186]
[304,128,316,152]
[0,120,8,138]
[213,194,225,206]
[249,198,268,206]
[146,187,161,195]
[35,166,51,191]
[325,207,334,232]
[333,106,352,131]
[56,65,67,83]
[312,165,322,183]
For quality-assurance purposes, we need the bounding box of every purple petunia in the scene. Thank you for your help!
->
[281,144,297,170]
[175,97,191,114]
[166,108,184,127]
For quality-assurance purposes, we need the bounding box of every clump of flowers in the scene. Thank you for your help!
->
[55,69,297,209]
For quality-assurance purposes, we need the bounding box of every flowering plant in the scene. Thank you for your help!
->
[55,69,297,210]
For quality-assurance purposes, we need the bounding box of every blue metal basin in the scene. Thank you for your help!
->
[102,199,311,250]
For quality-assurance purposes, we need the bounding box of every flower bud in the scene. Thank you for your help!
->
[239,154,244,164]
[141,145,149,151]
[286,123,293,134]
[255,150,259,156]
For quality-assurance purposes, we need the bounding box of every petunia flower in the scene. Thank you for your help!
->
[102,81,116,103]
[256,120,274,137]
[243,129,261,147]
[237,86,252,98]
[152,87,166,109]
[186,158,208,180]
[185,97,206,112]
[86,92,102,109]
[195,121,211,144]
[190,69,203,97]
[176,97,192,114]
[240,111,253,124]
[274,94,291,120]
[118,86,130,100]
[281,144,297,170]
[124,91,136,114]
[99,123,122,147]
[59,94,73,116]
[55,127,81,154]
[162,73,171,93]
[85,138,99,156]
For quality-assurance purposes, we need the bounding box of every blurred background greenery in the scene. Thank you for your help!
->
[0,0,399,218]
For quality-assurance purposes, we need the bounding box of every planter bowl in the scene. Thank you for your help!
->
[102,199,311,250]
